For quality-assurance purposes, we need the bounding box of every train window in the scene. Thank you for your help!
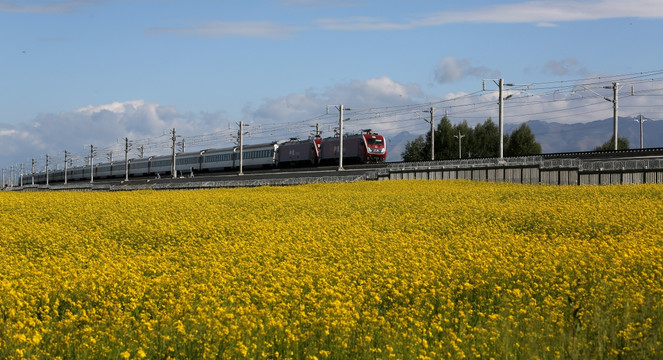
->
[367,138,383,146]
[205,154,232,162]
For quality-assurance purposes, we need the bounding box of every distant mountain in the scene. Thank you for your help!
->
[386,117,663,161]
[506,117,663,153]
[384,130,417,162]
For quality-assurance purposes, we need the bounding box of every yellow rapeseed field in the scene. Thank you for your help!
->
[1,180,662,359]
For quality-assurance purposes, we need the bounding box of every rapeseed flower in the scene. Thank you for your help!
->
[0,180,662,359]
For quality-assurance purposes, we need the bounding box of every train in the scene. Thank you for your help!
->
[29,130,387,184]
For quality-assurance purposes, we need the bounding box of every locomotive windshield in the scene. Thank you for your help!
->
[366,137,384,146]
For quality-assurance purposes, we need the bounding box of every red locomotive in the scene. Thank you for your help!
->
[319,129,387,164]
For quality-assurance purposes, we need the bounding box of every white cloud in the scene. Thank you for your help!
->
[318,0,663,31]
[281,0,363,8]
[543,58,588,76]
[136,0,663,40]
[0,129,18,136]
[419,0,663,26]
[0,100,230,169]
[243,76,424,139]
[75,100,147,115]
[0,0,105,14]
[147,20,302,39]
[316,17,409,31]
[435,57,501,84]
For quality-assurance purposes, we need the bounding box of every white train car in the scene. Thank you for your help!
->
[68,166,87,181]
[129,157,150,177]
[96,162,112,178]
[240,142,282,169]
[150,155,172,176]
[175,151,204,176]
[111,161,127,178]
[201,147,235,172]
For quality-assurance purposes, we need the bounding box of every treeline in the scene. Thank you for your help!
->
[402,117,542,162]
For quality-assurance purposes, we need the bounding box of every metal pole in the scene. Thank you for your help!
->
[338,105,344,171]
[429,107,435,161]
[640,115,644,149]
[636,115,644,149]
[64,150,68,184]
[124,137,130,182]
[239,121,245,175]
[46,155,50,185]
[19,163,23,187]
[499,79,504,159]
[613,82,619,150]
[455,131,465,159]
[171,128,177,178]
[90,145,94,184]
[31,158,35,185]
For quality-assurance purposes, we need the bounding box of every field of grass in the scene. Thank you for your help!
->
[1,180,663,359]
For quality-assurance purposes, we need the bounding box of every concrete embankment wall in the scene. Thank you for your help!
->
[379,157,663,185]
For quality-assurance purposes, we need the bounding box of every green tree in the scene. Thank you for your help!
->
[472,118,500,158]
[403,117,543,161]
[593,136,630,151]
[505,123,542,157]
[401,136,427,162]
[432,116,456,160]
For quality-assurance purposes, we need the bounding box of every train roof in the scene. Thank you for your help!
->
[202,140,285,154]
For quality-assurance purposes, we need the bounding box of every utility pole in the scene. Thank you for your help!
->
[124,137,130,182]
[339,105,345,171]
[422,107,435,161]
[45,155,50,186]
[89,145,95,184]
[611,82,619,150]
[328,105,350,171]
[64,150,69,184]
[237,121,250,176]
[484,78,514,160]
[635,115,647,149]
[19,163,23,187]
[498,79,505,159]
[454,131,465,159]
[31,158,35,185]
[171,128,177,178]
[582,81,620,150]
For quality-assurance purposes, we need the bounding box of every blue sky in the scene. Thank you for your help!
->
[2,0,663,170]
